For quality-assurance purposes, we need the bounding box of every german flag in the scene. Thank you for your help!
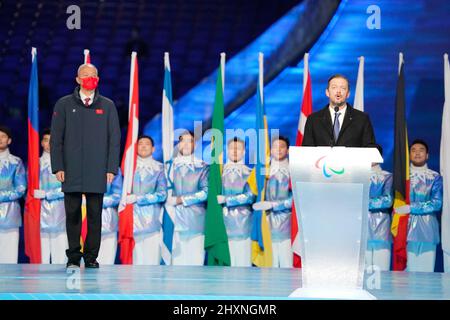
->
[391,52,411,271]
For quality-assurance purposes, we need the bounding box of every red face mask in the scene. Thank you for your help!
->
[80,77,98,90]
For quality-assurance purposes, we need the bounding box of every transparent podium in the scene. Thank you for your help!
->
[288,146,382,300]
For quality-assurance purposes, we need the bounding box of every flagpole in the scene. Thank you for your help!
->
[220,52,226,92]
[258,52,264,106]
[118,51,139,264]
[161,51,175,265]
[84,49,90,64]
[441,53,450,272]
[353,56,364,111]
[24,46,42,263]
[391,51,410,271]
[204,53,230,266]
[292,52,313,268]
[303,53,309,94]
[163,52,174,163]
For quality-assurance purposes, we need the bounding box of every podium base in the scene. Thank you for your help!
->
[289,287,377,300]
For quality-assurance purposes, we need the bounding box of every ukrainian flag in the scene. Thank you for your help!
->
[248,53,272,267]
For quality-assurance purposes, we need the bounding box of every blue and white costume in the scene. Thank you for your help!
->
[39,151,68,264]
[366,164,393,271]
[266,158,293,268]
[0,148,26,263]
[171,154,209,266]
[406,163,443,272]
[131,156,167,265]
[221,159,255,266]
[97,168,122,265]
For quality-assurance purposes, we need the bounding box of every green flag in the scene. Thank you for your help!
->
[204,55,231,266]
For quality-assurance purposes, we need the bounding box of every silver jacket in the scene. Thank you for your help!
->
[222,161,255,240]
[172,155,209,239]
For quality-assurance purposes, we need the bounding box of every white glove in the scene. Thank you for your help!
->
[166,196,178,206]
[252,201,273,211]
[34,189,46,199]
[395,204,410,214]
[217,195,226,204]
[126,194,137,204]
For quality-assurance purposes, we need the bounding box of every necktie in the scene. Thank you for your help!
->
[84,97,90,106]
[333,112,341,142]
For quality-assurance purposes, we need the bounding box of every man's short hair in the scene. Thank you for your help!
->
[0,125,12,139]
[227,136,245,147]
[41,128,51,140]
[410,139,429,153]
[77,63,98,76]
[138,135,154,146]
[178,130,195,142]
[272,135,290,147]
[327,74,350,91]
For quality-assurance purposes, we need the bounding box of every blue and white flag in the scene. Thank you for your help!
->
[161,52,175,265]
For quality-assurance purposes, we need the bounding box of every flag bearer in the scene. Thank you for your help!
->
[125,135,167,265]
[0,126,26,263]
[217,137,255,266]
[168,131,209,266]
[406,139,443,272]
[253,136,292,268]
[366,145,393,271]
[34,128,68,264]
[97,168,122,265]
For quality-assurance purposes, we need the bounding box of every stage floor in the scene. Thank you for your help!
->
[0,264,449,300]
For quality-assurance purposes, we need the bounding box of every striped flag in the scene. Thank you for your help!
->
[118,52,139,264]
[441,53,450,272]
[391,52,410,271]
[24,47,42,263]
[205,53,231,266]
[291,52,313,268]
[353,56,364,111]
[161,52,175,265]
[248,52,272,267]
[84,49,91,64]
[295,53,312,146]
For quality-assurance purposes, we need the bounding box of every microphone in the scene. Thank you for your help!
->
[330,106,340,147]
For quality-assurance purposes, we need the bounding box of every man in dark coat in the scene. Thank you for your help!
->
[50,63,121,268]
[302,74,376,147]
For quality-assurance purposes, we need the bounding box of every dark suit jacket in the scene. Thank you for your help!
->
[302,104,376,147]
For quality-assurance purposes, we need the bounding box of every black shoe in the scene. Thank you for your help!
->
[85,260,99,269]
[66,261,80,268]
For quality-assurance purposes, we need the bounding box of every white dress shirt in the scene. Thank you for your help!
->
[329,104,347,127]
[79,89,95,106]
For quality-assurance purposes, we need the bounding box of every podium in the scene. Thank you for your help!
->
[288,146,383,299]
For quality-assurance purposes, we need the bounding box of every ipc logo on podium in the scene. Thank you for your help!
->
[315,155,345,178]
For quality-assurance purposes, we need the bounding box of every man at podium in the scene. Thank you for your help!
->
[302,74,376,147]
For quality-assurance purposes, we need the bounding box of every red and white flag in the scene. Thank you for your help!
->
[118,52,139,264]
[291,53,313,268]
